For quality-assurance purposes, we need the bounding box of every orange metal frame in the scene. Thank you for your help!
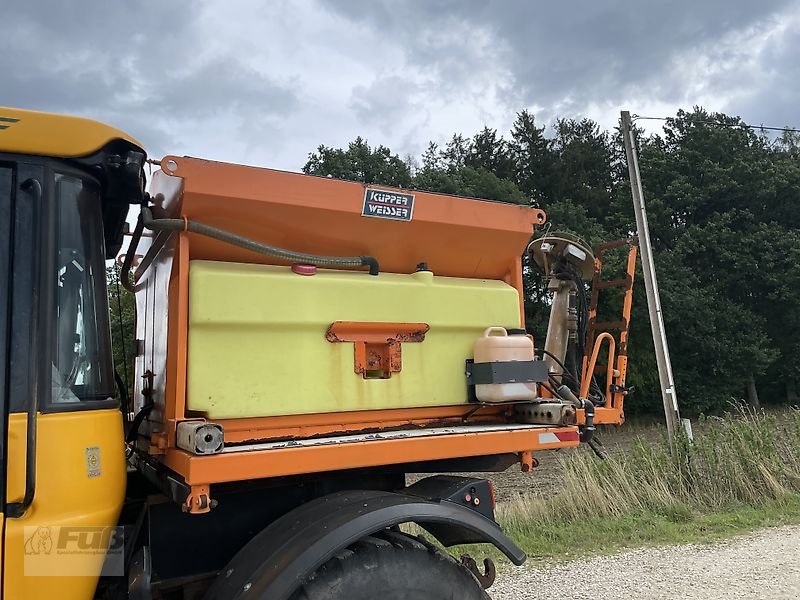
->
[165,427,581,487]
[582,238,638,425]
[164,425,580,513]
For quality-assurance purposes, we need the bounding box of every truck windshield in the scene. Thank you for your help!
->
[51,172,115,404]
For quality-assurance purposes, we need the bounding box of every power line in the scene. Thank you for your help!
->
[632,114,800,135]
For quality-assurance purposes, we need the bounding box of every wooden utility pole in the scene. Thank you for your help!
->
[620,111,681,439]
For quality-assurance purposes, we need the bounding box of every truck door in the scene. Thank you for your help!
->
[1,159,127,600]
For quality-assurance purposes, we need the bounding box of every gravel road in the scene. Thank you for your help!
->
[490,524,800,599]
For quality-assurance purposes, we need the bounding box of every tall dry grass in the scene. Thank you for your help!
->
[499,406,800,535]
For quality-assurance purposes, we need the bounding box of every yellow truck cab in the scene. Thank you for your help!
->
[0,107,144,598]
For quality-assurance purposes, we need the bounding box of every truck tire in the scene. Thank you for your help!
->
[290,530,490,600]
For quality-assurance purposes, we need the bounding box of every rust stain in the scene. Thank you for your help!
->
[325,329,343,343]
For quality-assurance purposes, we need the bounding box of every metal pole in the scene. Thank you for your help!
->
[620,111,681,439]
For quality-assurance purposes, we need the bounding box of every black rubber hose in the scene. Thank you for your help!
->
[540,349,570,374]
[566,338,581,385]
[120,212,145,293]
[588,437,608,460]
[544,348,581,391]
[115,370,130,430]
[141,207,380,275]
[579,398,596,443]
[556,384,580,406]
[126,401,154,444]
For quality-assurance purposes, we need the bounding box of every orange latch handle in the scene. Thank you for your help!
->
[326,321,430,344]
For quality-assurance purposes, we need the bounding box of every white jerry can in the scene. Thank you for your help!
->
[473,327,539,403]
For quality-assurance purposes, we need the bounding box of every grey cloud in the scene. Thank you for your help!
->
[154,59,297,116]
[3,0,800,172]
[350,75,423,129]
[2,1,299,160]
[322,0,798,124]
[722,24,800,128]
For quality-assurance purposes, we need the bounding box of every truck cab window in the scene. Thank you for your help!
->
[51,173,114,404]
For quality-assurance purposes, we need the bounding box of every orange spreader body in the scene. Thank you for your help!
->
[139,156,583,511]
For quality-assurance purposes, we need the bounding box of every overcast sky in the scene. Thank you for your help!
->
[4,1,799,171]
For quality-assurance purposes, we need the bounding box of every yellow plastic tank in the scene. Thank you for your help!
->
[186,261,521,419]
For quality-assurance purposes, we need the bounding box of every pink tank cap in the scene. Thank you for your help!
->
[291,263,317,276]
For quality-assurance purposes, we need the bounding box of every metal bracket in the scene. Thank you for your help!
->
[465,359,549,385]
[183,484,215,514]
[326,321,429,378]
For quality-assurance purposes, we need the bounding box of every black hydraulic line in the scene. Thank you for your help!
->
[547,371,579,385]
[113,264,131,427]
[556,384,580,406]
[126,401,154,444]
[568,271,589,364]
[132,228,170,284]
[542,349,584,394]
[140,207,380,275]
[548,372,581,393]
[120,212,144,293]
[540,381,564,400]
[540,349,570,373]
[588,438,607,460]
[590,376,603,396]
[114,370,130,430]
[566,338,581,385]
[579,398,596,444]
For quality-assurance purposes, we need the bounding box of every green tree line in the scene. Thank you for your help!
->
[303,108,800,415]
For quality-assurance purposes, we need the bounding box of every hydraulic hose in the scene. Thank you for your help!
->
[579,398,595,443]
[120,212,144,293]
[141,207,380,275]
[126,401,154,444]
[588,437,607,460]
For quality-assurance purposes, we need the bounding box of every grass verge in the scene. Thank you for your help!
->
[498,494,800,564]
[458,406,800,565]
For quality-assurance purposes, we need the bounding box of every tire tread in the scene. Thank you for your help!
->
[290,530,488,600]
